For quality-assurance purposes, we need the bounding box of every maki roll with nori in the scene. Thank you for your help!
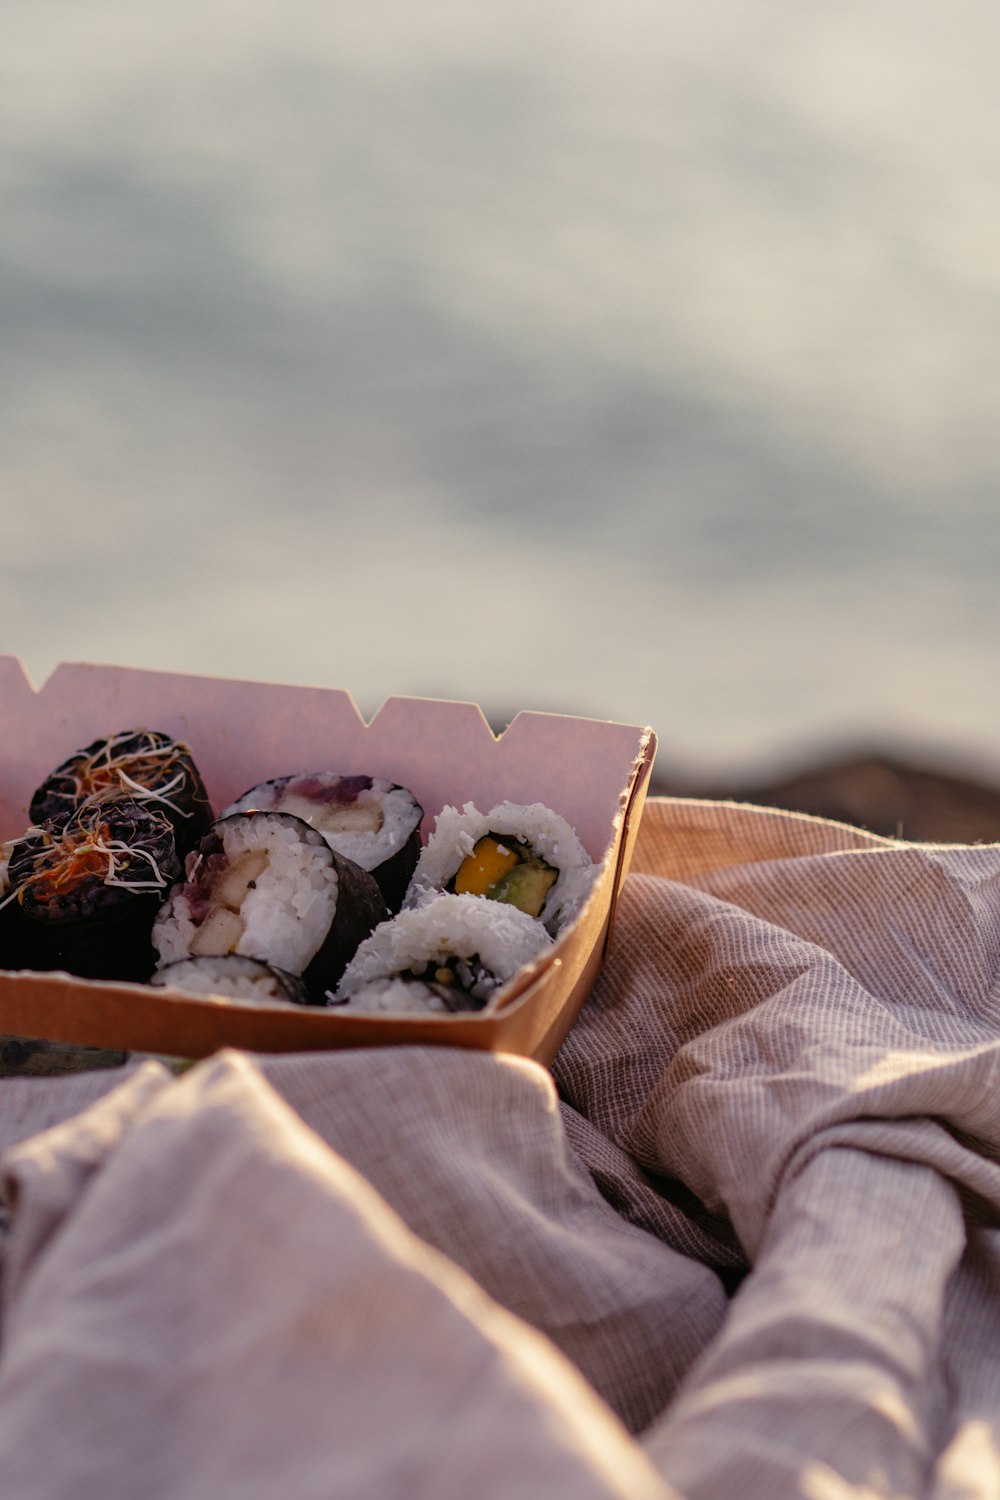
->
[30,728,213,859]
[0,838,25,970]
[222,773,423,913]
[3,800,181,982]
[404,801,596,936]
[152,810,390,1002]
[152,955,310,1008]
[334,892,552,1015]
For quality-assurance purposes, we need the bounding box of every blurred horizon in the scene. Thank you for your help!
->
[3,1,999,780]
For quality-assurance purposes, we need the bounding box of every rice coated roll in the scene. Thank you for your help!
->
[404,801,595,936]
[152,810,389,1001]
[222,773,423,913]
[152,955,310,1008]
[30,728,213,858]
[3,799,181,982]
[335,891,552,1014]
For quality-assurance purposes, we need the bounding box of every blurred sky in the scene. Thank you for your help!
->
[2,1,999,776]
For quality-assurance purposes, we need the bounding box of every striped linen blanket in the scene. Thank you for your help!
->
[0,796,998,1499]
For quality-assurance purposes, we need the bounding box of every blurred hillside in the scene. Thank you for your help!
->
[651,751,1000,844]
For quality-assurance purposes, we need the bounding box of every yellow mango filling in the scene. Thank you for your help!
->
[452,834,558,919]
[453,836,519,896]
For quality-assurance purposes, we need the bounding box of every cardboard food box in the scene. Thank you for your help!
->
[0,657,656,1065]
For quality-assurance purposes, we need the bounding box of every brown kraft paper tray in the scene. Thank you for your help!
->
[0,657,656,1065]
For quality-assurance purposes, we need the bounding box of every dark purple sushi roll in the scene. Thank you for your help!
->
[30,728,214,859]
[5,800,182,983]
[152,810,390,1002]
[0,839,30,972]
[151,955,310,1008]
[222,773,423,913]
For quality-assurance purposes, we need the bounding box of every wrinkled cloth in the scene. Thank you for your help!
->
[0,797,999,1498]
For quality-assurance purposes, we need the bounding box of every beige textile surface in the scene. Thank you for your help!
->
[1,796,1000,1497]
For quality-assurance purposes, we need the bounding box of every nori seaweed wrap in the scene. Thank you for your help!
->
[0,839,26,972]
[151,955,310,1008]
[30,728,213,859]
[222,773,423,913]
[152,810,390,1002]
[4,799,181,982]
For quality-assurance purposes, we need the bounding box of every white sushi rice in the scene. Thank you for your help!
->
[403,800,596,934]
[152,813,338,975]
[224,776,420,872]
[151,957,302,1008]
[336,891,552,1012]
[332,976,454,1016]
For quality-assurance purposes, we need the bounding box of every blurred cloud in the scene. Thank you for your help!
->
[2,0,999,769]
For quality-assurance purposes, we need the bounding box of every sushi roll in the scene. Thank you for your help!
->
[152,955,310,1008]
[3,799,181,982]
[0,838,25,969]
[222,773,423,913]
[152,810,389,1001]
[30,728,213,859]
[404,801,596,936]
[334,891,552,1014]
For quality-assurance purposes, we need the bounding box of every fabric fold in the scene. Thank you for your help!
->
[643,1146,964,1499]
[249,1045,729,1434]
[555,799,1000,1498]
[0,1061,172,1322]
[2,796,1000,1498]
[0,1049,675,1500]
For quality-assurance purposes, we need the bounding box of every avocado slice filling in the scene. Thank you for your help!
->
[451,834,557,919]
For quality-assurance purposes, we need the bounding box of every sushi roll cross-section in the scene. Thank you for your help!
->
[334,892,553,1015]
[153,810,390,1002]
[451,834,558,917]
[405,801,596,936]
[223,773,423,912]
[30,728,214,859]
[152,955,310,1008]
[3,800,181,982]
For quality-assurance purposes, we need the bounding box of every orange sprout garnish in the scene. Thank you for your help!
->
[6,809,171,908]
[47,731,197,820]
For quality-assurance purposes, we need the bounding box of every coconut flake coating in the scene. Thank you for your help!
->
[330,976,454,1016]
[403,801,595,934]
[336,891,552,1012]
